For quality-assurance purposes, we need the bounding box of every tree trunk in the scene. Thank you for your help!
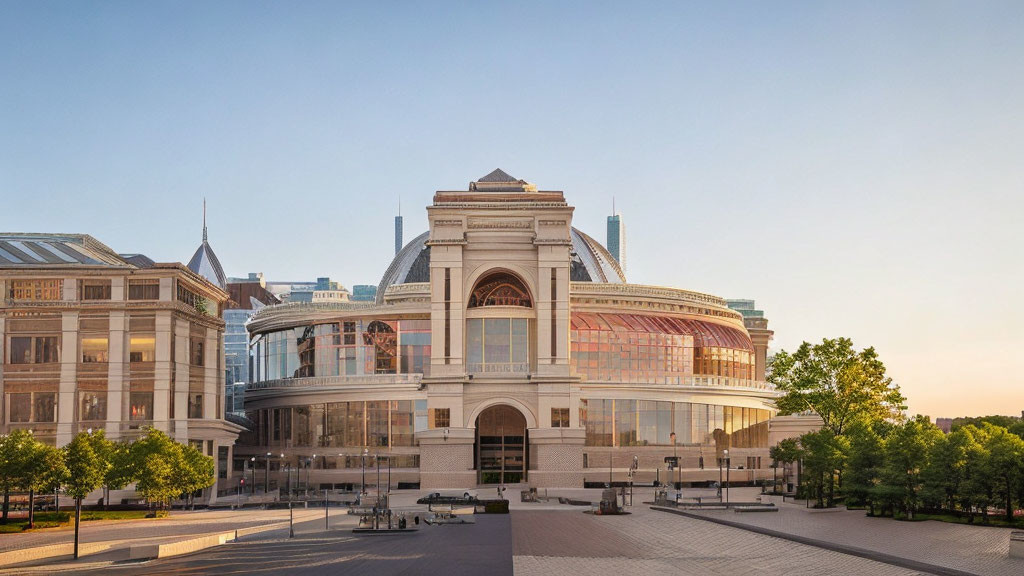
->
[74,498,81,559]
[1,489,9,524]
[28,489,34,529]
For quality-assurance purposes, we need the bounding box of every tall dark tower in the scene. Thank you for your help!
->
[606,197,625,271]
[394,199,403,255]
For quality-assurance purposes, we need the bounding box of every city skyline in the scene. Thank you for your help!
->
[3,2,1022,419]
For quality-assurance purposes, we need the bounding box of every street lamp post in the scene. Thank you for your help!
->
[724,449,730,504]
[361,448,368,496]
[670,432,679,494]
[265,452,271,494]
[250,457,256,495]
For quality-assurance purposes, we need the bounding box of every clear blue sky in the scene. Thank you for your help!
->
[2,1,1022,418]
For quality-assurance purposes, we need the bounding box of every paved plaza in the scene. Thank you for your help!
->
[2,489,1022,576]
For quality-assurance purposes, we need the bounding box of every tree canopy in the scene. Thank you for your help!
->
[769,337,906,436]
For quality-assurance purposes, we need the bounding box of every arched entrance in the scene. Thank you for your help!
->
[475,405,527,484]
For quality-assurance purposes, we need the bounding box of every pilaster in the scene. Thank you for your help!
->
[106,311,126,438]
[172,318,190,442]
[57,311,79,446]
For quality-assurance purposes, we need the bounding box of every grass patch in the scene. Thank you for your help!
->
[0,512,70,533]
[80,510,151,522]
[0,510,157,533]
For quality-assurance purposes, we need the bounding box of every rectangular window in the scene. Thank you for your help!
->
[32,392,56,422]
[551,407,569,428]
[79,391,107,421]
[177,284,199,307]
[444,268,451,361]
[9,279,62,301]
[218,446,229,479]
[191,337,204,366]
[129,391,153,421]
[79,280,111,300]
[81,336,109,363]
[129,335,156,362]
[8,336,59,364]
[9,393,32,422]
[431,407,450,429]
[188,393,203,418]
[128,279,160,300]
[6,392,56,423]
[550,268,557,361]
[9,337,32,364]
[466,318,529,373]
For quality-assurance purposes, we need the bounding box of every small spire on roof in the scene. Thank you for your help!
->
[202,198,208,243]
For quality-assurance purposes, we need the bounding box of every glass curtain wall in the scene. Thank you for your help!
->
[579,399,771,449]
[250,400,426,450]
[570,313,755,385]
[251,319,431,381]
[465,318,529,374]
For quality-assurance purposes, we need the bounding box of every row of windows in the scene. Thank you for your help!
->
[7,278,163,301]
[579,399,772,449]
[243,400,430,449]
[4,390,210,424]
[252,320,431,382]
[5,334,201,365]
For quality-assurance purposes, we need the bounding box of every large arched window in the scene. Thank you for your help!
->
[467,271,532,308]
[363,320,397,374]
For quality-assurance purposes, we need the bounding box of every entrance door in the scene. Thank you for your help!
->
[476,405,527,484]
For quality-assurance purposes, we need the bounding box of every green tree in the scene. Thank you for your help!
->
[922,427,974,513]
[25,442,67,529]
[769,437,802,492]
[131,429,183,509]
[878,416,943,519]
[64,431,105,559]
[769,338,906,436]
[799,429,848,507]
[845,422,885,514]
[175,443,216,508]
[984,424,1024,523]
[0,429,36,524]
[958,424,993,523]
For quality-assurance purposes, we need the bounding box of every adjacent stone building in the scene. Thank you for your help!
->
[0,233,242,501]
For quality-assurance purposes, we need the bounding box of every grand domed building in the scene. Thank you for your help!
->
[237,170,777,489]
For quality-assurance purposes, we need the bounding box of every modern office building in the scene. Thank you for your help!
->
[351,285,378,302]
[0,233,242,501]
[606,210,625,270]
[395,212,404,256]
[238,170,777,490]
[726,299,774,385]
[222,274,280,416]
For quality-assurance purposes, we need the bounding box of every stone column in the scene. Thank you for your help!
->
[57,311,79,446]
[204,326,218,420]
[417,427,476,489]
[172,318,190,442]
[0,315,5,432]
[528,427,585,488]
[106,311,126,438]
[153,312,174,432]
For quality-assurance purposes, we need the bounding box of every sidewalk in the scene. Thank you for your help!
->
[685,497,1024,576]
[0,508,325,572]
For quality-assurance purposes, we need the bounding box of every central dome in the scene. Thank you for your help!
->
[376,227,625,304]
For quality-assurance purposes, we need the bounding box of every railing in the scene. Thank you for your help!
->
[247,373,422,391]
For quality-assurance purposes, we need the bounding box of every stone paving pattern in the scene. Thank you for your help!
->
[3,488,1022,575]
[687,492,1024,576]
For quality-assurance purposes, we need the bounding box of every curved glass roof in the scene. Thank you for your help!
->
[376,227,625,304]
[571,312,754,351]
